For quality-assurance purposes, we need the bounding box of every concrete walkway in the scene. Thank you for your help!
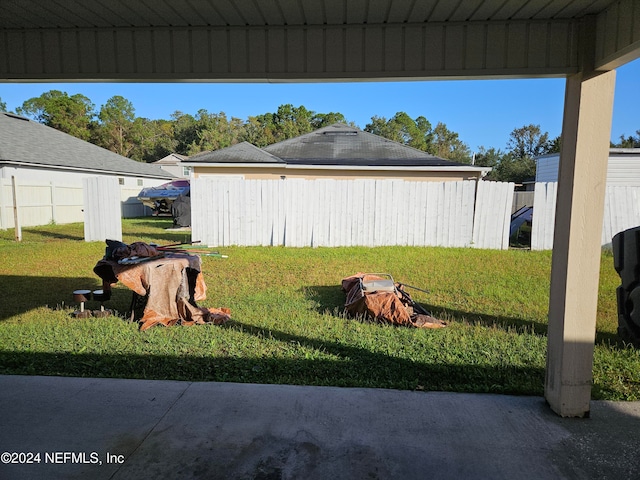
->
[1,375,639,479]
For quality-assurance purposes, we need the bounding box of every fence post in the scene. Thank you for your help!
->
[50,181,57,225]
[11,176,21,241]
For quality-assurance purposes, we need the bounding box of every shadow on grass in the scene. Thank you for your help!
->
[0,275,135,321]
[303,285,345,314]
[0,319,546,396]
[122,218,192,244]
[303,285,629,349]
[305,284,550,333]
[123,231,193,244]
[21,228,84,242]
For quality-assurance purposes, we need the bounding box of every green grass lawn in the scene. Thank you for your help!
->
[0,218,638,400]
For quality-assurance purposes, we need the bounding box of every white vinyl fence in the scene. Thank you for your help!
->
[0,178,84,229]
[0,178,153,231]
[530,182,558,250]
[531,182,640,250]
[83,177,122,242]
[473,180,514,250]
[191,178,515,250]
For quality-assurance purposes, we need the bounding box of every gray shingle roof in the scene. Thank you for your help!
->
[0,112,174,179]
[263,123,467,167]
[189,141,284,164]
[185,124,478,169]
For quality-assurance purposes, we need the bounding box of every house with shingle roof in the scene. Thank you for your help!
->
[0,112,174,185]
[185,123,490,181]
[0,112,174,228]
[153,153,190,178]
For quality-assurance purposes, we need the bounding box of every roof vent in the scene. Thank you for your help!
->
[323,131,357,136]
[3,113,30,122]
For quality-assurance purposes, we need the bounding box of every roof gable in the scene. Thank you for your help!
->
[153,153,188,165]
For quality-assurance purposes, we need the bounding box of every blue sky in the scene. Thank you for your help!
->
[1,58,638,153]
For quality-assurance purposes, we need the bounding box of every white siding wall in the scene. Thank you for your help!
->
[536,151,640,187]
[535,155,561,183]
[605,154,640,187]
[0,165,167,188]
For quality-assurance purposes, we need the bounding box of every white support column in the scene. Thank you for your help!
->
[544,70,616,417]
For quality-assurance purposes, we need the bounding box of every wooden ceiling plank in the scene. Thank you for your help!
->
[428,0,464,22]
[449,0,486,22]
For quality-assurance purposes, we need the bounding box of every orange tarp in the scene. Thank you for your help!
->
[94,243,230,331]
[342,273,445,329]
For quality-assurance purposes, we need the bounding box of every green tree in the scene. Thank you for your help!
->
[364,112,470,162]
[490,124,555,183]
[507,124,551,159]
[241,115,277,147]
[96,95,136,156]
[474,146,505,169]
[473,146,507,180]
[364,112,433,151]
[0,97,7,112]
[129,118,177,162]
[547,135,561,154]
[191,110,242,154]
[428,122,472,163]
[493,154,536,184]
[171,111,199,155]
[613,130,640,148]
[240,104,324,146]
[272,104,314,141]
[311,112,349,129]
[364,115,399,141]
[17,90,95,140]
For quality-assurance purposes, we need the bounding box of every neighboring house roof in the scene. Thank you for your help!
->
[264,123,467,167]
[184,123,487,173]
[0,112,174,179]
[189,141,284,164]
[609,148,640,154]
[153,153,188,165]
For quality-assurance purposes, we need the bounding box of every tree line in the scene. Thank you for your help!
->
[1,91,638,184]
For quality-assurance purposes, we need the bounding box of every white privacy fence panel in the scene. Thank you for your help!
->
[472,181,515,249]
[602,186,640,245]
[0,178,84,229]
[0,179,151,230]
[191,178,509,249]
[531,182,640,250]
[531,182,558,251]
[83,177,122,242]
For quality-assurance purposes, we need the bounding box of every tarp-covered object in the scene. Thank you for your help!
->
[94,241,230,330]
[342,273,446,328]
[171,194,191,227]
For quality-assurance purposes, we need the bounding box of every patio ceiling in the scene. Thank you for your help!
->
[1,0,638,81]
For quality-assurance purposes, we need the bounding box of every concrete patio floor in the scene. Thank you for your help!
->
[1,375,639,479]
